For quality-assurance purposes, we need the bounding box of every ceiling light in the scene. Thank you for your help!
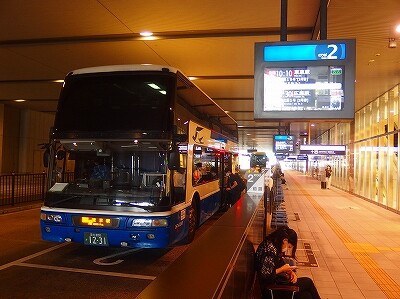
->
[388,38,397,48]
[147,83,160,89]
[140,31,153,37]
[396,24,400,33]
[14,99,26,102]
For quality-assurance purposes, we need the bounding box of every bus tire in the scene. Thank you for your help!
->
[183,198,198,244]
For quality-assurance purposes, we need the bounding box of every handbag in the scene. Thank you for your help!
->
[275,272,292,285]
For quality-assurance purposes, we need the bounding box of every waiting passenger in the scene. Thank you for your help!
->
[225,168,246,206]
[255,226,321,299]
[325,165,332,189]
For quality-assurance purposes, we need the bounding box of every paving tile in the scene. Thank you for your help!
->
[276,171,400,299]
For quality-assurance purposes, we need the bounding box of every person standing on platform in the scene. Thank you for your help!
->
[225,168,246,206]
[255,226,322,299]
[325,165,332,189]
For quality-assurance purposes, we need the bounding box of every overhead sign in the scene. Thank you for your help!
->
[299,145,346,156]
[254,39,355,121]
[297,154,308,160]
[263,43,347,61]
[273,135,295,153]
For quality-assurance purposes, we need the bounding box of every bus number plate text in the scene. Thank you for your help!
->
[84,232,109,246]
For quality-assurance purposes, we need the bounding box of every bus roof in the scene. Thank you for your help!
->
[70,64,179,75]
[67,64,238,142]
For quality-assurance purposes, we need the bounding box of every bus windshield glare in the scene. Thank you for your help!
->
[54,72,175,133]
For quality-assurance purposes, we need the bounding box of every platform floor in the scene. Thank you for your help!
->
[264,170,400,299]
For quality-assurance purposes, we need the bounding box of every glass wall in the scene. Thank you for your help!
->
[313,84,399,213]
[352,84,399,212]
[317,122,350,192]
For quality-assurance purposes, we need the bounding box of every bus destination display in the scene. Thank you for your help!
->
[264,66,344,112]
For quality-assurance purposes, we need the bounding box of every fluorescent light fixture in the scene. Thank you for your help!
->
[140,31,153,37]
[14,99,26,102]
[188,77,198,80]
[159,90,166,95]
[148,83,160,89]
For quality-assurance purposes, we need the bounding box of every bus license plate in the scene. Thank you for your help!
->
[84,232,109,246]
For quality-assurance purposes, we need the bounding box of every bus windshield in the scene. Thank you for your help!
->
[45,140,173,212]
[54,72,175,133]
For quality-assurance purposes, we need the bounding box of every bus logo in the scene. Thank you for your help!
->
[192,126,205,144]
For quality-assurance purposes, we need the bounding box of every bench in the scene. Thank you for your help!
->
[250,182,299,299]
[251,269,299,299]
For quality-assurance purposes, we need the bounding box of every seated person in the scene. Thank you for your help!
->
[193,163,203,184]
[255,226,321,299]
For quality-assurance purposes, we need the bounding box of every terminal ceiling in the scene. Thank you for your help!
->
[0,0,399,151]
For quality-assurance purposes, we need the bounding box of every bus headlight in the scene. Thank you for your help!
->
[41,213,64,223]
[130,218,168,227]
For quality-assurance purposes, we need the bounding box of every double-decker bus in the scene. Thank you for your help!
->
[40,65,238,248]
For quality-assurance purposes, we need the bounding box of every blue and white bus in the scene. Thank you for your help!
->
[40,65,238,248]
[250,152,269,170]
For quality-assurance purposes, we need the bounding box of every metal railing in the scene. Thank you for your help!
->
[0,173,47,206]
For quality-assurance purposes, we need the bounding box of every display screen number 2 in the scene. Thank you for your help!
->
[327,44,338,59]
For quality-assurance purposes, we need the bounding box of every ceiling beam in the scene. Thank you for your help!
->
[0,27,313,47]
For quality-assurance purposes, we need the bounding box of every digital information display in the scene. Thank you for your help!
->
[274,135,295,153]
[254,39,355,120]
[264,66,344,111]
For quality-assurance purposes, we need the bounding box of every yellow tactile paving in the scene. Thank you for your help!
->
[291,177,400,299]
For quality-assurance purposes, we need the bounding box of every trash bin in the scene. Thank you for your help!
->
[321,181,327,189]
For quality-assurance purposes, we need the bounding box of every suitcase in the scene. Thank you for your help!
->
[321,181,327,189]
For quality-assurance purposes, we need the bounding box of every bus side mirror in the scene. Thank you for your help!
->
[168,150,180,170]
